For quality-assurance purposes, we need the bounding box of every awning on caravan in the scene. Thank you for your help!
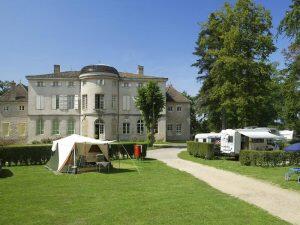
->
[195,132,221,139]
[238,131,283,139]
[51,134,115,172]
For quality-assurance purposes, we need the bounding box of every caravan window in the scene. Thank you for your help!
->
[228,136,233,143]
[203,138,206,143]
[252,138,264,143]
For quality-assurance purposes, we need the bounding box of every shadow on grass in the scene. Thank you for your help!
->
[0,169,14,178]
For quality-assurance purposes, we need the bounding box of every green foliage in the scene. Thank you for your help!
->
[239,150,300,167]
[0,145,52,166]
[0,80,11,95]
[193,0,276,130]
[187,141,214,159]
[135,81,165,146]
[109,142,148,159]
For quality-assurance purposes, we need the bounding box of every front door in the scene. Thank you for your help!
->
[95,119,105,140]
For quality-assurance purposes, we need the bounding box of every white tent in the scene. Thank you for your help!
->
[48,134,114,172]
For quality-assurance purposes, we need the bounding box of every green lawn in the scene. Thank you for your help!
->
[0,159,288,225]
[179,151,300,192]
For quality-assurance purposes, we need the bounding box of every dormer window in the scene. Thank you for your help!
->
[37,81,44,87]
[97,79,105,86]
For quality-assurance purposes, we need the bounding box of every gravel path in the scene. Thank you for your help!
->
[148,148,300,225]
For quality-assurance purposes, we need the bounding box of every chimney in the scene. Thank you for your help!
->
[10,81,16,89]
[137,65,144,76]
[54,64,60,75]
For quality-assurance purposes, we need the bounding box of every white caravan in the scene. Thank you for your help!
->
[220,127,284,155]
[279,130,295,140]
[195,132,221,144]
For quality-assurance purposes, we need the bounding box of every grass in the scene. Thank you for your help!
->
[0,159,288,225]
[179,151,300,191]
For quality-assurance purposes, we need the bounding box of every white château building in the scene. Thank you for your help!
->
[0,64,190,143]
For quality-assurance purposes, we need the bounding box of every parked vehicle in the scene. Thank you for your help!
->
[195,132,221,144]
[220,127,284,156]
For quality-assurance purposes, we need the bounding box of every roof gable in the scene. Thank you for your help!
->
[166,86,190,103]
[0,83,28,102]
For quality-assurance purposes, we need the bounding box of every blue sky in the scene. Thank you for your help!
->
[0,0,292,95]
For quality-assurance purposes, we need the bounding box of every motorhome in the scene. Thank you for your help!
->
[195,132,221,144]
[220,127,284,155]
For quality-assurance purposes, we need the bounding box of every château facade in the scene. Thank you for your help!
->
[0,64,190,143]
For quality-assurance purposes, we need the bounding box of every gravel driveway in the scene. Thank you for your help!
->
[148,148,300,225]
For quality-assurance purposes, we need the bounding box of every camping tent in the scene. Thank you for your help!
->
[46,134,114,172]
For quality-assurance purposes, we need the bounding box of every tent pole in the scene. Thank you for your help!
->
[121,144,140,174]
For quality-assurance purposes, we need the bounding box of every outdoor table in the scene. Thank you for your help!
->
[285,168,300,183]
[96,162,111,173]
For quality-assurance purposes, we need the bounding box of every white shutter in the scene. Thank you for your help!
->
[128,83,131,87]
[40,96,45,109]
[122,96,127,110]
[59,95,64,109]
[63,95,68,109]
[58,81,62,86]
[36,96,40,109]
[127,96,131,110]
[52,95,56,109]
[74,95,79,110]
[121,83,124,87]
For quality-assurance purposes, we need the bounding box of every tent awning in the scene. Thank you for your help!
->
[195,133,221,139]
[238,131,283,139]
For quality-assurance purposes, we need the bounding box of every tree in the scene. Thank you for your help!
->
[193,0,276,130]
[277,0,300,133]
[135,81,165,146]
[182,91,199,136]
[0,80,11,95]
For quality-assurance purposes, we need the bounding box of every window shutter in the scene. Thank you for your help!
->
[74,95,79,109]
[122,96,127,110]
[36,96,40,109]
[63,95,68,109]
[40,96,45,109]
[59,95,64,109]
[52,95,57,109]
[127,96,131,110]
[58,81,62,86]
[128,83,131,87]
[121,83,124,87]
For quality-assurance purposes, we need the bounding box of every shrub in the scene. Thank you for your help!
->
[109,142,148,159]
[187,141,214,160]
[0,144,52,166]
[239,150,300,167]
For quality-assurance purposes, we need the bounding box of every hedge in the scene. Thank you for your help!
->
[109,142,148,159]
[187,141,214,159]
[0,145,52,166]
[239,150,300,167]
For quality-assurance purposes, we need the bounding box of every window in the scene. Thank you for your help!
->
[52,81,60,87]
[3,106,9,111]
[167,124,173,131]
[123,122,130,134]
[177,106,182,111]
[251,138,264,143]
[52,119,60,135]
[112,95,117,109]
[203,138,207,143]
[95,94,104,110]
[176,124,182,135]
[37,81,44,87]
[55,95,59,109]
[67,95,75,109]
[228,136,233,143]
[67,81,74,87]
[2,122,10,136]
[67,119,75,134]
[36,119,44,135]
[122,96,131,111]
[167,106,173,112]
[82,95,88,110]
[19,105,25,111]
[137,120,144,134]
[123,82,130,87]
[36,95,45,110]
[94,119,105,139]
[97,79,105,85]
[17,123,26,136]
[137,82,143,87]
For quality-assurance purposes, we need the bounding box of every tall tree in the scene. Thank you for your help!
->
[135,81,165,146]
[182,91,199,136]
[193,0,276,130]
[0,81,11,95]
[278,0,300,133]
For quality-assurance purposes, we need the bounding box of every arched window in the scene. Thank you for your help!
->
[137,120,144,134]
[95,119,105,139]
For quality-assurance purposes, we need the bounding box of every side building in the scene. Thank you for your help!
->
[0,82,28,143]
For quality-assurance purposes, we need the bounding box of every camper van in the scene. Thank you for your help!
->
[220,127,284,155]
[195,132,221,144]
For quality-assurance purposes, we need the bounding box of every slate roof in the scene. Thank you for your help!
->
[26,71,80,79]
[0,83,28,102]
[119,72,167,80]
[166,85,190,103]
